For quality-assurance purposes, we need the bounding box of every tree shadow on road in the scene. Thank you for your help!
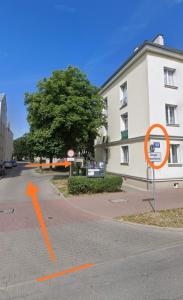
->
[2,162,35,178]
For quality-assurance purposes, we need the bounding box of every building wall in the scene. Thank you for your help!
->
[105,142,147,178]
[95,53,150,178]
[5,125,13,160]
[0,95,7,161]
[100,54,149,143]
[147,53,183,136]
[95,42,183,186]
[0,94,13,162]
[146,52,183,180]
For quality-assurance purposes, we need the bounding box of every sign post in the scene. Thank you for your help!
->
[148,150,161,212]
[152,168,156,212]
[67,149,75,177]
[144,124,170,213]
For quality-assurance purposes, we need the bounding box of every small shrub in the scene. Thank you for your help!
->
[81,167,86,176]
[55,165,69,172]
[68,175,122,194]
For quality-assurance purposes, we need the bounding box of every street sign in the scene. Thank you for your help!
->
[153,142,160,148]
[67,149,75,157]
[67,149,75,177]
[67,157,75,162]
[149,152,161,162]
[150,144,155,153]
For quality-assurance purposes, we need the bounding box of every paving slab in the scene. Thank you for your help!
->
[66,187,183,218]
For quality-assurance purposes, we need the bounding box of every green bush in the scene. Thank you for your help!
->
[55,165,69,172]
[68,175,122,194]
[81,167,86,176]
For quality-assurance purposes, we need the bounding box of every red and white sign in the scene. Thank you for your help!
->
[67,149,75,157]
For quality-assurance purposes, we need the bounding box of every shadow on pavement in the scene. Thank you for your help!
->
[2,162,35,178]
[142,198,155,211]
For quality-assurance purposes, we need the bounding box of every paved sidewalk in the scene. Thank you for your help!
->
[66,186,183,218]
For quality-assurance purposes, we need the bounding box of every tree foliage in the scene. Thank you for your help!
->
[25,66,104,159]
[13,134,31,160]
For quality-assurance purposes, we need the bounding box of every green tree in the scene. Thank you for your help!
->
[25,66,104,161]
[13,134,31,161]
[28,129,65,163]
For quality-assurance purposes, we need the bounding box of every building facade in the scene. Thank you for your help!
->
[95,35,183,189]
[0,94,13,162]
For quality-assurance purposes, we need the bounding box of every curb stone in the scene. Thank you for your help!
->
[49,181,63,197]
[115,218,183,232]
[49,179,183,232]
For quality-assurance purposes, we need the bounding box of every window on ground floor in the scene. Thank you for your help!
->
[121,145,129,164]
[168,144,180,164]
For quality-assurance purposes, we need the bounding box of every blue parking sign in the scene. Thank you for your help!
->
[153,142,160,148]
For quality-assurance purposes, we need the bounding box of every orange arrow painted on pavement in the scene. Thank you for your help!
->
[26,181,56,263]
[26,160,71,168]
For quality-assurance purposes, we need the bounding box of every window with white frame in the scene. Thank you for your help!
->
[121,113,128,130]
[165,104,178,125]
[164,67,176,86]
[121,145,129,164]
[120,82,128,106]
[168,144,180,164]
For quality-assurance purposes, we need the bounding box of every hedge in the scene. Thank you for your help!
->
[68,175,123,194]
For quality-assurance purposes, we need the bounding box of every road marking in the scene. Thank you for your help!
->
[1,241,183,290]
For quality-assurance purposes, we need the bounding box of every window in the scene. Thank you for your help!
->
[165,104,178,125]
[121,146,129,164]
[120,82,128,107]
[168,144,180,164]
[105,148,109,164]
[103,97,108,117]
[121,113,128,130]
[104,97,108,110]
[164,67,175,86]
[120,113,128,139]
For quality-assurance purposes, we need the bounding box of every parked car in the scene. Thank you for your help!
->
[10,160,17,167]
[4,161,13,168]
[0,162,5,176]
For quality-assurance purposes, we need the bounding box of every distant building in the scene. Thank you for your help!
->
[95,34,183,189]
[0,94,13,161]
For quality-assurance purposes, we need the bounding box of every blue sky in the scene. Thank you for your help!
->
[0,0,183,138]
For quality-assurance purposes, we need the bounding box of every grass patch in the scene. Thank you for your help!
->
[51,176,69,197]
[117,208,183,228]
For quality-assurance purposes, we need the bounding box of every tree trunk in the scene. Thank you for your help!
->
[39,157,43,173]
[49,157,53,170]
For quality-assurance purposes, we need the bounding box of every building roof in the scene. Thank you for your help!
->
[101,36,183,90]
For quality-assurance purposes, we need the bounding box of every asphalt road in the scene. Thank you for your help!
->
[0,164,183,300]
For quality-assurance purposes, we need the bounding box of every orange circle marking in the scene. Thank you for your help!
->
[144,124,170,170]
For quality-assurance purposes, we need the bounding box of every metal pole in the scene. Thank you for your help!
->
[70,163,72,177]
[147,163,149,190]
[152,168,156,212]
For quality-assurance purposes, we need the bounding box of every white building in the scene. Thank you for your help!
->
[95,34,183,189]
[0,94,13,161]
